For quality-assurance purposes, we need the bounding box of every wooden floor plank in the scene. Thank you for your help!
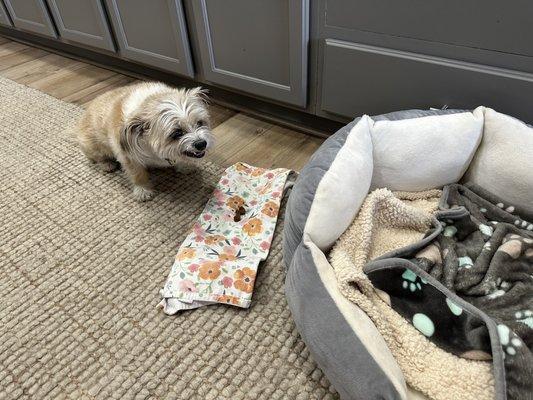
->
[210,114,273,167]
[0,46,49,71]
[28,63,117,100]
[0,40,28,57]
[0,37,323,171]
[213,116,322,171]
[62,73,135,107]
[1,53,84,84]
[207,104,237,129]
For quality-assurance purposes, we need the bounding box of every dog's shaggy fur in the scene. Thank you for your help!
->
[77,81,213,201]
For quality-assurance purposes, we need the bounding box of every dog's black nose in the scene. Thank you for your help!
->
[193,140,207,151]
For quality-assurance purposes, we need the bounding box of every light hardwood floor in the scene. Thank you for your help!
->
[0,36,324,171]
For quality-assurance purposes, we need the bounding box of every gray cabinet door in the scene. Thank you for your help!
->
[0,1,12,26]
[3,0,56,37]
[190,0,309,107]
[320,39,533,124]
[325,0,533,58]
[104,0,193,77]
[46,0,115,51]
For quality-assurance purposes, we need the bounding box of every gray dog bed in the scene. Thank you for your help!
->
[283,107,533,400]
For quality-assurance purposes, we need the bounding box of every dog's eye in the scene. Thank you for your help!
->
[196,120,206,128]
[171,128,184,140]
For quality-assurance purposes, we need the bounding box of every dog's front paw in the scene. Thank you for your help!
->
[133,186,155,202]
[98,160,120,173]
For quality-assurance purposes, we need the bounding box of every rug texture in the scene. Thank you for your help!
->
[0,76,336,400]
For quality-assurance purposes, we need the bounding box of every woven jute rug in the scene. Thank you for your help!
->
[0,77,337,400]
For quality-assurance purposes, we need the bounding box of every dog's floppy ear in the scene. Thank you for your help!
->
[120,117,148,153]
[187,87,209,105]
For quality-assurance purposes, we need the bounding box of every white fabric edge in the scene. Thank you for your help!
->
[303,115,374,250]
[370,109,485,191]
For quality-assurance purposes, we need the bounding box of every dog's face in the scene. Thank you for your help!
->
[121,86,214,164]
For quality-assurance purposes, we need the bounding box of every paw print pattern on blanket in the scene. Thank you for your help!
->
[446,298,463,316]
[412,313,435,337]
[402,269,424,292]
[515,310,533,329]
[443,225,457,237]
[496,201,533,230]
[498,234,533,259]
[458,256,474,270]
[479,223,494,237]
[486,278,512,299]
[497,324,524,357]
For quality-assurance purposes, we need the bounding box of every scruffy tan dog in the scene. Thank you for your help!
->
[77,81,213,201]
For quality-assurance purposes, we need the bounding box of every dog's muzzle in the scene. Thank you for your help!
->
[184,150,206,159]
[184,139,208,158]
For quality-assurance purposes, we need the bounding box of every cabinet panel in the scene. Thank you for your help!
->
[0,1,11,26]
[105,0,193,77]
[3,0,56,37]
[46,0,115,51]
[321,39,533,124]
[325,0,533,57]
[191,0,308,107]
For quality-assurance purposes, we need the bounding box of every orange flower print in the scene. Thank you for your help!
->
[219,246,238,262]
[251,168,266,176]
[198,261,221,280]
[205,235,225,245]
[242,218,263,236]
[234,267,256,293]
[251,167,266,177]
[261,201,279,218]
[227,195,245,210]
[176,248,196,261]
[219,252,237,262]
[235,163,250,172]
[216,294,240,305]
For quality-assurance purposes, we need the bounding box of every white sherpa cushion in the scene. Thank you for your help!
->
[304,116,373,250]
[371,107,484,191]
[464,108,533,215]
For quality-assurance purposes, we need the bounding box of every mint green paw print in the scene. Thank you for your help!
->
[443,225,457,237]
[458,256,473,270]
[479,223,494,237]
[413,313,435,337]
[497,324,523,357]
[402,269,423,292]
[515,310,533,329]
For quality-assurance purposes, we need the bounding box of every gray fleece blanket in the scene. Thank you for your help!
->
[365,183,533,400]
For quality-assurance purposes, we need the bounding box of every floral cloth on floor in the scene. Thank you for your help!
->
[159,162,293,314]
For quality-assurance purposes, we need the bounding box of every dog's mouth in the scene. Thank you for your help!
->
[184,150,206,159]
[165,150,206,164]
